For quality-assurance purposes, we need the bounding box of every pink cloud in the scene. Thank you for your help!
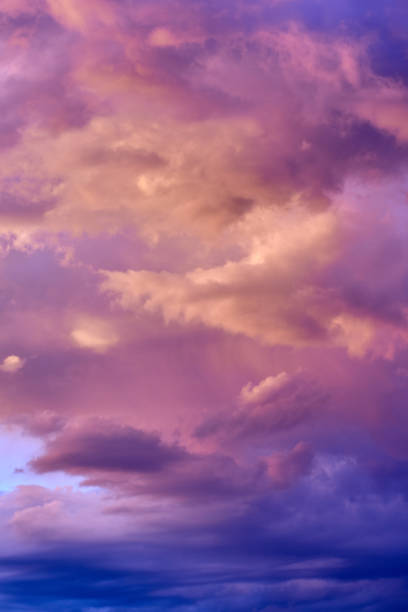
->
[266,441,314,488]
[1,2,408,609]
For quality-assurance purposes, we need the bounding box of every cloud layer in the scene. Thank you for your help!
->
[1,0,408,610]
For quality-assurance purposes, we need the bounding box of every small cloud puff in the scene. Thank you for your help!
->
[240,372,290,405]
[0,355,24,374]
[71,317,119,353]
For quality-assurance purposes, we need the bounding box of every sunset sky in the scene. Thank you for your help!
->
[1,1,408,610]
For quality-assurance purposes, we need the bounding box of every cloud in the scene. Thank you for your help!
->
[29,419,187,475]
[2,2,408,611]
[0,0,43,17]
[45,0,116,33]
[240,373,291,405]
[2,453,408,611]
[266,441,314,488]
[101,205,340,348]
[101,177,408,359]
[27,418,270,502]
[0,485,129,544]
[2,7,408,246]
[0,355,24,374]
[196,371,327,445]
[70,317,119,352]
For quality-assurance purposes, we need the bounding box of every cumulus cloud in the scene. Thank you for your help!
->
[0,355,24,374]
[2,2,408,247]
[29,419,187,475]
[101,178,408,359]
[240,372,291,405]
[101,206,340,348]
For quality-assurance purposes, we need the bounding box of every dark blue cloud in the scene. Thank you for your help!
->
[2,471,408,612]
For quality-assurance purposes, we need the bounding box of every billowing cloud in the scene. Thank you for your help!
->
[0,355,24,374]
[102,192,408,357]
[2,1,408,247]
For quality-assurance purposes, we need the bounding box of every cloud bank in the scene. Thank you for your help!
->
[1,0,408,610]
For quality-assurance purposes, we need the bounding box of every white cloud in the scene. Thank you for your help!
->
[240,373,290,405]
[71,318,118,353]
[101,206,339,349]
[0,355,24,374]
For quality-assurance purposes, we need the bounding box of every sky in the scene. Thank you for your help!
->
[1,0,408,610]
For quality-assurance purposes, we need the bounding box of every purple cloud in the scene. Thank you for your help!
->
[1,0,408,610]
